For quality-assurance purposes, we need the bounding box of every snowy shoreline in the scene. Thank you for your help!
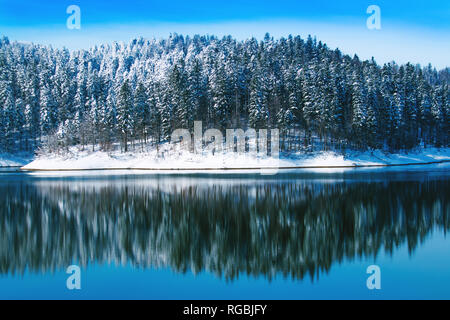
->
[19,147,450,172]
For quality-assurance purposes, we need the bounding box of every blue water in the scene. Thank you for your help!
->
[0,164,449,299]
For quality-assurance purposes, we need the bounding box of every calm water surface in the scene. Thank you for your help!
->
[0,164,449,299]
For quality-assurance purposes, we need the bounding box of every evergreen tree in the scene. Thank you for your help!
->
[117,80,133,152]
[133,82,149,146]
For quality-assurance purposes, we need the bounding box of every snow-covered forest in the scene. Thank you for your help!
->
[0,33,448,156]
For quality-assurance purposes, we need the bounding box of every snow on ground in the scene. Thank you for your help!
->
[21,145,450,171]
[0,153,32,167]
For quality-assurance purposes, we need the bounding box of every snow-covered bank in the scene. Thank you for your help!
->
[0,153,32,167]
[21,147,450,171]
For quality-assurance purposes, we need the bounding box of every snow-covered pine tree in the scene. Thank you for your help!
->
[117,79,133,152]
[133,82,149,148]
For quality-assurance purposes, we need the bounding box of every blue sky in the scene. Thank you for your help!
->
[0,0,449,68]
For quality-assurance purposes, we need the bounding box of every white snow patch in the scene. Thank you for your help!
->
[21,145,450,172]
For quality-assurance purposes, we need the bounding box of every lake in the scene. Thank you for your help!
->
[0,164,449,299]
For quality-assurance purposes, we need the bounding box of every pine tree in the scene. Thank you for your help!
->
[351,70,368,149]
[248,63,269,129]
[133,82,149,147]
[117,80,133,152]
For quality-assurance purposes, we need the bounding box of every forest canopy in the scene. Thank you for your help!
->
[0,34,448,154]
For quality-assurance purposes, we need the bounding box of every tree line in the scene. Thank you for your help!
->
[0,34,448,155]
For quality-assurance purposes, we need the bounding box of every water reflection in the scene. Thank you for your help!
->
[0,173,448,281]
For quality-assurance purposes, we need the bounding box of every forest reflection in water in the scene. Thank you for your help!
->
[0,171,448,281]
